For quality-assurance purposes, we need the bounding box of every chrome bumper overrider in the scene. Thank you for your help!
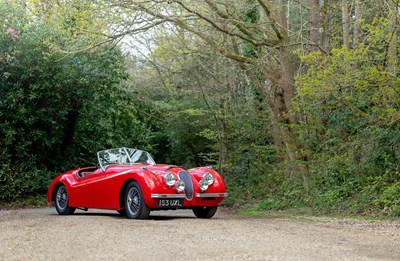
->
[151,193,228,199]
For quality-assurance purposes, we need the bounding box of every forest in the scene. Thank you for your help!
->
[0,0,399,217]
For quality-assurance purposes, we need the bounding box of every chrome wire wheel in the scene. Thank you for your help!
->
[54,184,76,215]
[124,181,150,219]
[127,187,140,216]
[56,186,68,210]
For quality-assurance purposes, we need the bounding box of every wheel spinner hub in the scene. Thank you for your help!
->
[127,188,140,214]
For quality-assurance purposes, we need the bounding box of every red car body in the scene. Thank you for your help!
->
[47,148,227,219]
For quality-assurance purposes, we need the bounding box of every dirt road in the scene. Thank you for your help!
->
[0,207,399,260]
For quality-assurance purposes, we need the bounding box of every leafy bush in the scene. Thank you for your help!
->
[0,3,132,200]
[0,163,54,200]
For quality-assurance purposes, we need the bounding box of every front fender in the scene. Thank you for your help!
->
[125,169,163,207]
[189,167,227,193]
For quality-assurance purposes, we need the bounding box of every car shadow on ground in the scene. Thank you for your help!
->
[148,215,195,221]
[51,210,196,220]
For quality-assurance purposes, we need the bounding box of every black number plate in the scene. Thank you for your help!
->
[157,199,184,207]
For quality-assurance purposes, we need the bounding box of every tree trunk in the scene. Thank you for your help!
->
[353,0,362,47]
[342,0,350,49]
[218,98,228,174]
[277,0,295,125]
[320,0,331,52]
[261,0,306,183]
[309,0,320,52]
[388,0,398,75]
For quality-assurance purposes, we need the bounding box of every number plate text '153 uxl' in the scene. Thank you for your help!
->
[157,199,184,207]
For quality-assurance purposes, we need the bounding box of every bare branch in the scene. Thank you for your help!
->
[204,0,280,45]
[133,3,258,65]
[256,0,283,40]
[173,1,263,46]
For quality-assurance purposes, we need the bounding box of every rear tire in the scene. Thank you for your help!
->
[124,181,150,219]
[192,206,218,218]
[54,184,76,215]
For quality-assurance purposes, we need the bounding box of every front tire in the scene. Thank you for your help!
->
[54,184,76,215]
[193,206,218,218]
[124,181,150,219]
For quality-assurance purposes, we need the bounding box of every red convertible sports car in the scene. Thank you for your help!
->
[48,147,227,219]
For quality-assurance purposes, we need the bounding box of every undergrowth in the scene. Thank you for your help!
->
[223,164,400,219]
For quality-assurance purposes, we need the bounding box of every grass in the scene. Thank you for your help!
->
[238,206,399,223]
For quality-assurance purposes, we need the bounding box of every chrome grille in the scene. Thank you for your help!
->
[178,171,193,201]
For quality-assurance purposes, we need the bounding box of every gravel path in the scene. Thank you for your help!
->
[0,207,399,260]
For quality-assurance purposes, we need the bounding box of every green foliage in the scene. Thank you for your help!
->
[0,163,54,200]
[0,3,137,200]
[0,19,128,168]
[164,104,217,167]
[374,179,400,209]
[218,88,277,206]
[235,17,400,217]
[1,1,400,219]
[284,17,400,216]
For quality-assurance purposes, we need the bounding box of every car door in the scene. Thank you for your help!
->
[71,171,97,208]
[90,167,123,209]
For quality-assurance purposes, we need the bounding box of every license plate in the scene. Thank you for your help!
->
[157,199,184,207]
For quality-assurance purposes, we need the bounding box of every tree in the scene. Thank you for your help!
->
[295,14,400,211]
[96,0,302,171]
[341,0,350,50]
[0,2,131,199]
[309,0,320,52]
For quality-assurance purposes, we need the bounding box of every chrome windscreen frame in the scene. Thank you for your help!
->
[97,147,156,171]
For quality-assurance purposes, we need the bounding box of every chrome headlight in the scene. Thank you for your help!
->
[164,172,176,187]
[176,179,185,192]
[203,172,214,185]
[199,179,209,192]
[199,172,214,192]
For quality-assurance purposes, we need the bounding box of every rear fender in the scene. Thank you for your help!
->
[47,175,74,204]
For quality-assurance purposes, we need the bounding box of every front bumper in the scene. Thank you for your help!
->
[151,193,228,199]
[149,192,227,208]
[195,193,228,198]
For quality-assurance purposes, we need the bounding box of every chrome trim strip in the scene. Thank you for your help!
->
[151,194,186,199]
[195,193,228,198]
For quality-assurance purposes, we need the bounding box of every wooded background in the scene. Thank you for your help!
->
[1,0,399,216]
